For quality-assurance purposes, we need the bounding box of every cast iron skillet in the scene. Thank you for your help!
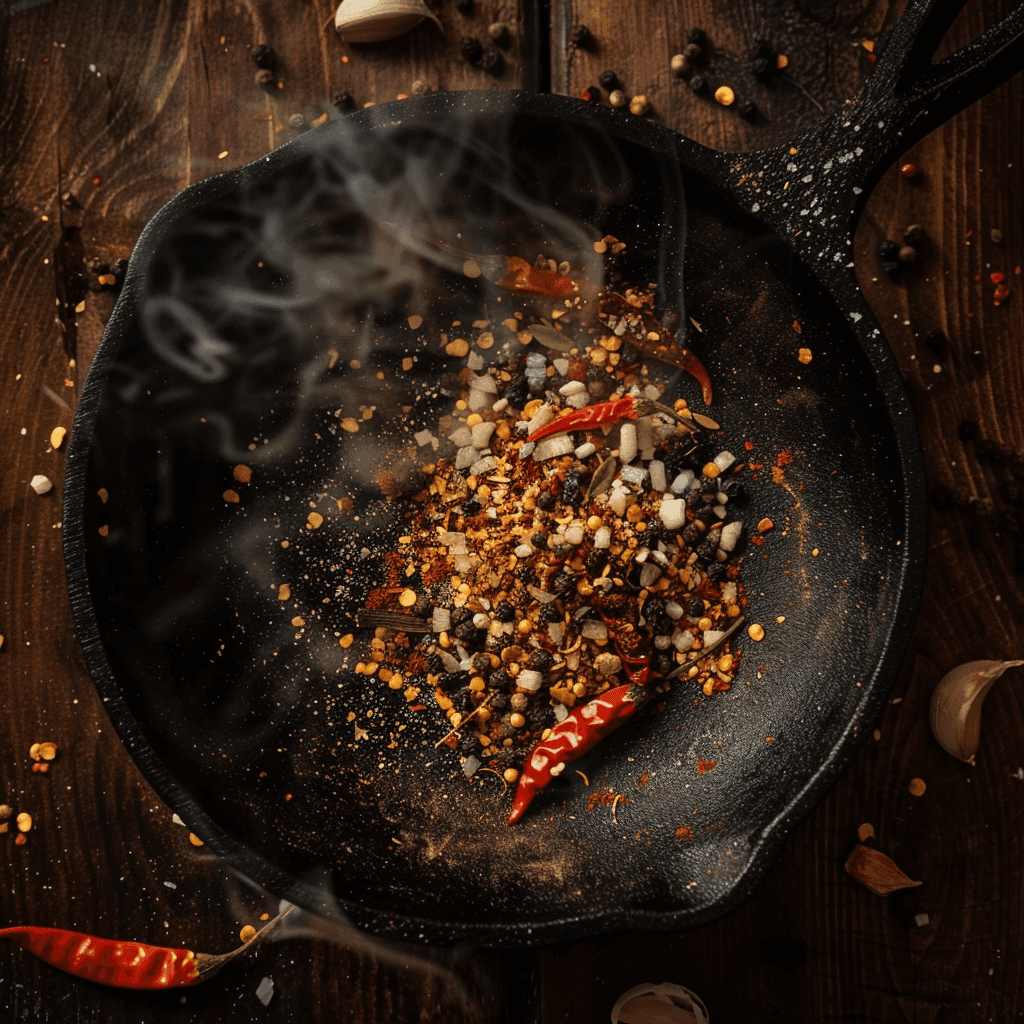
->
[63,0,1023,947]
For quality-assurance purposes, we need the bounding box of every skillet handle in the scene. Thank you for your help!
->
[711,0,1024,292]
[863,0,1024,148]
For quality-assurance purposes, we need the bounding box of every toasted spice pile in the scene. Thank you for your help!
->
[344,255,751,792]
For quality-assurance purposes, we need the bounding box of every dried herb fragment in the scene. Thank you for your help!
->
[844,844,921,896]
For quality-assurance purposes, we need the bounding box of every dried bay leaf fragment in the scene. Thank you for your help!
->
[844,843,921,896]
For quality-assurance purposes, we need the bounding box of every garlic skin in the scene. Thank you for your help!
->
[929,659,1023,765]
[334,0,442,43]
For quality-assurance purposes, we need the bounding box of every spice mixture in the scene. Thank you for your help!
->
[325,244,752,820]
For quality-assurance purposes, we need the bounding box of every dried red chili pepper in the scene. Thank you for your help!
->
[0,907,290,990]
[508,683,648,823]
[527,394,690,443]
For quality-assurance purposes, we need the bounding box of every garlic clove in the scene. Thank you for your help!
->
[929,659,1024,765]
[334,0,442,43]
[611,983,709,1024]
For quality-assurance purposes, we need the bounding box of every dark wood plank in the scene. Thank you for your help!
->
[2,0,1023,1020]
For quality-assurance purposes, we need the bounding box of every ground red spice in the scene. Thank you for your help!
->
[696,759,718,774]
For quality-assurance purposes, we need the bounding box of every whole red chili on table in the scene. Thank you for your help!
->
[0,906,290,989]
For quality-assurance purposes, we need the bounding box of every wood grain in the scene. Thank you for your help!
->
[1,0,1022,1020]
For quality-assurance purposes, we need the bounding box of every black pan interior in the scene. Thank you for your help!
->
[67,93,918,946]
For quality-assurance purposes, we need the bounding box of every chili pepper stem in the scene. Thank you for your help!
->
[195,903,294,980]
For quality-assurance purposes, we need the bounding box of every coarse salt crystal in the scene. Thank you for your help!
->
[30,475,52,495]
[455,446,478,470]
[448,425,473,447]
[703,629,725,647]
[639,563,662,587]
[618,422,638,464]
[414,429,436,447]
[593,526,611,549]
[619,464,647,487]
[673,628,695,652]
[575,441,597,460]
[719,521,743,552]
[533,435,575,461]
[471,421,495,448]
[648,459,667,492]
[514,543,535,558]
[518,669,544,692]
[564,524,585,545]
[580,620,608,640]
[255,977,275,1007]
[432,607,451,632]
[671,469,696,494]
[659,498,686,531]
[559,380,587,397]
[714,450,736,473]
[526,404,556,436]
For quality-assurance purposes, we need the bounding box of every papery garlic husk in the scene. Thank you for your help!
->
[929,659,1024,765]
[334,0,442,42]
[611,982,709,1024]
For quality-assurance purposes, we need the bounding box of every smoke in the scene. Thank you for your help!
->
[87,94,690,945]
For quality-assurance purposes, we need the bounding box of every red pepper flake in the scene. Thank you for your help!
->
[776,449,793,467]
[792,319,802,333]
[696,758,718,774]
[408,703,426,711]
[900,162,919,178]
[744,440,753,451]
[638,772,650,787]
[991,271,1005,283]
[674,826,694,841]
[587,791,628,810]
[92,177,101,187]
[994,283,1011,304]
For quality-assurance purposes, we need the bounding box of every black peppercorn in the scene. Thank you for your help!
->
[752,37,771,58]
[332,91,355,112]
[255,68,275,89]
[251,44,275,69]
[904,223,924,247]
[598,69,620,90]
[493,601,515,623]
[460,37,484,64]
[878,239,899,262]
[881,260,902,280]
[738,100,757,121]
[957,418,979,442]
[706,562,726,581]
[688,27,706,45]
[536,491,556,511]
[688,598,705,617]
[683,42,703,62]
[455,0,473,13]
[751,56,772,80]
[689,72,707,93]
[477,48,503,73]
[571,24,591,47]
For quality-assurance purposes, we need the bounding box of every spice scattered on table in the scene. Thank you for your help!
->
[30,475,53,495]
[908,777,926,796]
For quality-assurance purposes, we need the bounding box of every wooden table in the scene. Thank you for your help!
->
[2,1,1022,1020]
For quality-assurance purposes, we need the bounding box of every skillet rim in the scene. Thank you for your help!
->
[61,89,928,947]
